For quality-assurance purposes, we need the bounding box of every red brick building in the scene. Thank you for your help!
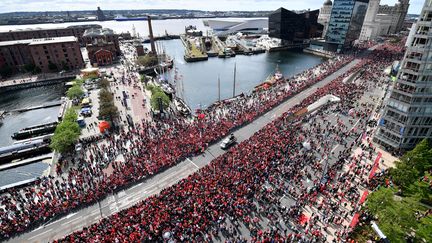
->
[0,36,84,73]
[94,49,113,66]
[0,24,101,45]
[84,28,120,66]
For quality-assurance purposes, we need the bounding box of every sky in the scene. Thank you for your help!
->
[0,0,425,14]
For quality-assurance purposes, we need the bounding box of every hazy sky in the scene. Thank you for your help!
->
[0,0,425,14]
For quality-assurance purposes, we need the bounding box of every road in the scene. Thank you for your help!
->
[10,58,361,243]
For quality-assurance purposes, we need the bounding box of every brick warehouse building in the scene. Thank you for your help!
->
[0,24,102,45]
[0,36,84,73]
[83,28,120,66]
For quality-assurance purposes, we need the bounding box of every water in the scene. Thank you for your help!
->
[0,162,50,188]
[0,19,324,186]
[0,18,256,37]
[0,83,65,146]
[154,39,324,110]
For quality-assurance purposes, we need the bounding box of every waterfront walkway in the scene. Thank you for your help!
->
[0,71,77,90]
[8,55,362,242]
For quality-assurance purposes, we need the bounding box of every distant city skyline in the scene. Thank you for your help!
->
[0,0,425,15]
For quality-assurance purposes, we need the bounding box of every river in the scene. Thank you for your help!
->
[0,19,324,187]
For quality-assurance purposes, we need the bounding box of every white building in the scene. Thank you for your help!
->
[205,19,268,36]
[318,0,333,38]
[360,0,410,41]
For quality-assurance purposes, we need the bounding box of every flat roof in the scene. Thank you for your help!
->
[0,24,102,34]
[0,36,78,47]
[29,36,77,45]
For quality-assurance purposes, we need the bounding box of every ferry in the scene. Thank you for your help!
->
[114,15,148,21]
[12,122,58,140]
[254,66,284,90]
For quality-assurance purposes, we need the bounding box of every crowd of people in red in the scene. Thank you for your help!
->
[45,42,403,242]
[0,42,404,241]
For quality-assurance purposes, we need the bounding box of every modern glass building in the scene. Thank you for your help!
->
[325,0,369,51]
[374,0,432,151]
[269,8,322,43]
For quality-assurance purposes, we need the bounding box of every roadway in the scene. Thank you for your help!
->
[10,57,361,243]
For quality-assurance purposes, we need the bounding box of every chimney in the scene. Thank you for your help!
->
[147,16,156,55]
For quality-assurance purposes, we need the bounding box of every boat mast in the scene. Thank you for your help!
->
[232,62,236,97]
[218,75,221,102]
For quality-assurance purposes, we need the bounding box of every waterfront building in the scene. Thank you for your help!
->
[0,36,84,73]
[378,0,410,34]
[206,19,268,36]
[318,0,333,38]
[360,0,410,41]
[325,0,369,52]
[82,28,121,56]
[268,8,322,45]
[0,24,101,45]
[374,0,432,151]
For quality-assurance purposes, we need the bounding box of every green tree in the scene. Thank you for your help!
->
[390,139,432,190]
[415,215,432,242]
[150,90,170,111]
[66,85,84,99]
[98,88,118,124]
[136,54,158,67]
[99,78,110,89]
[366,188,424,242]
[50,108,80,153]
[50,123,81,153]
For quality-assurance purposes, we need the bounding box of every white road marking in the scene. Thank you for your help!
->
[187,158,200,169]
[28,229,53,240]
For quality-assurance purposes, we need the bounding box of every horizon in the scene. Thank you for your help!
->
[0,0,425,15]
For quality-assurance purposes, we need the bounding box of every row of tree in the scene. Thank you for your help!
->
[360,139,432,242]
[98,79,118,125]
[50,108,81,153]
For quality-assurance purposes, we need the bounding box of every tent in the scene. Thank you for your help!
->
[98,121,110,133]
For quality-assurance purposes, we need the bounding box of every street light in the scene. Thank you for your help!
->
[371,221,390,243]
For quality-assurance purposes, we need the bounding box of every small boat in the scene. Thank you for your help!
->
[12,122,58,140]
[254,65,284,91]
[174,97,192,117]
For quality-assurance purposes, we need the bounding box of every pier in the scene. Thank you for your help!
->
[180,35,209,62]
[8,100,63,113]
[0,72,76,94]
[303,48,336,58]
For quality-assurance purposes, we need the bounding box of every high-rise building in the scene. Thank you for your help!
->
[325,0,369,52]
[374,0,432,151]
[318,0,333,38]
[268,8,322,44]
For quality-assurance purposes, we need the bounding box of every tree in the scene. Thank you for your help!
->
[150,90,170,111]
[50,108,80,153]
[66,85,84,99]
[50,123,81,153]
[136,54,158,67]
[390,139,432,190]
[366,187,425,242]
[99,78,110,89]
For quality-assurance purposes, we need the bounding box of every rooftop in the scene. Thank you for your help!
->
[0,24,101,34]
[83,28,115,37]
[0,36,78,47]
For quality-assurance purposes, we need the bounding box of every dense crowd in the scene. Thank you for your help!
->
[0,42,404,241]
[49,42,404,242]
